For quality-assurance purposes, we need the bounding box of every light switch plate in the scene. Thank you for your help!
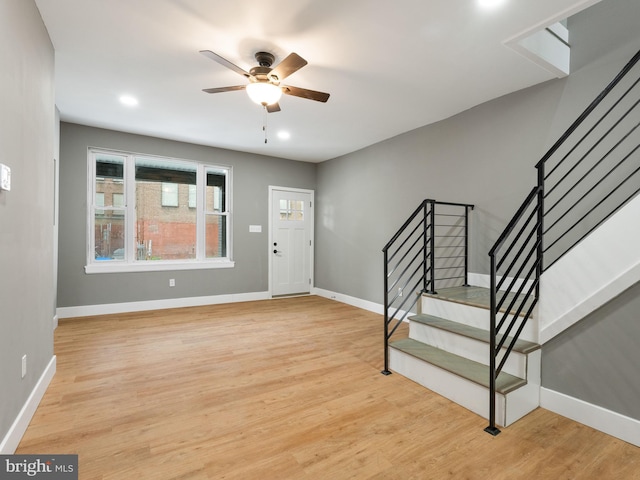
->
[0,163,10,191]
[249,225,262,233]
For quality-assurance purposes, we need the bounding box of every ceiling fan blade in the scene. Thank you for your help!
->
[202,85,246,94]
[282,85,330,103]
[266,103,281,113]
[200,50,250,78]
[270,53,307,82]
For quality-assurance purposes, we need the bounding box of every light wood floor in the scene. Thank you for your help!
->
[17,296,640,479]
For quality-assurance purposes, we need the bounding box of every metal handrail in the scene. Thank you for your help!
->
[382,199,474,375]
[485,48,640,436]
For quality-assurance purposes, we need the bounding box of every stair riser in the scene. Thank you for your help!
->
[421,297,539,343]
[390,347,508,426]
[389,347,540,427]
[409,322,528,378]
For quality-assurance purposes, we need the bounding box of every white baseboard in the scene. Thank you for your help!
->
[313,287,383,314]
[56,291,270,319]
[0,356,57,454]
[312,287,418,321]
[53,314,58,330]
[540,387,640,447]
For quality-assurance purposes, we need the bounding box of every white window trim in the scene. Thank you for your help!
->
[86,148,234,274]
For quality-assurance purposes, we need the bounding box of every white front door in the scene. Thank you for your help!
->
[269,187,313,297]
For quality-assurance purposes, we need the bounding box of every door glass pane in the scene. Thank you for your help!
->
[278,199,304,221]
[290,200,304,221]
[135,157,197,261]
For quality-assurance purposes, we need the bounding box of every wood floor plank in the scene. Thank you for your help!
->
[16,295,640,479]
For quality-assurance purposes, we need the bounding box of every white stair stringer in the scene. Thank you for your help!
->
[539,193,640,344]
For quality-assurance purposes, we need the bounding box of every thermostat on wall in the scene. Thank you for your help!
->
[0,163,10,191]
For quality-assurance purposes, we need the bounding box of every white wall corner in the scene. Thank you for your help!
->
[503,0,603,78]
[506,22,570,78]
[0,356,57,454]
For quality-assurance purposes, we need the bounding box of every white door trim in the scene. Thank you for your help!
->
[268,186,315,298]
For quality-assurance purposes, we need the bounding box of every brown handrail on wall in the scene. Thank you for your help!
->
[485,48,640,436]
[382,199,474,375]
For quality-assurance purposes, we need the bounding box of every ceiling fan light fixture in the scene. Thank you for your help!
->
[246,82,282,106]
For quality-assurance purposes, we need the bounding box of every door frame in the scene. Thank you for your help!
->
[268,186,315,298]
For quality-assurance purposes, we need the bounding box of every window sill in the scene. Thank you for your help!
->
[85,260,235,274]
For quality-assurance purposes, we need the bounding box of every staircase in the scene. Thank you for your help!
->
[382,48,640,434]
[389,286,540,427]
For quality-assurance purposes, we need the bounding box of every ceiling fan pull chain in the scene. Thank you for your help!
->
[263,105,268,144]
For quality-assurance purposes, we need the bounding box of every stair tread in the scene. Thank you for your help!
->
[409,313,540,354]
[390,338,526,394]
[422,286,533,316]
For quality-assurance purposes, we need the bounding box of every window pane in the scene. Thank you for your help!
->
[206,214,226,258]
[95,192,105,215]
[206,169,226,213]
[161,183,179,207]
[135,158,197,261]
[112,193,124,207]
[188,184,196,208]
[95,155,125,260]
[94,216,125,260]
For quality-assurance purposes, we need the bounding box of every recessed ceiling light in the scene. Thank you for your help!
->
[119,95,139,107]
[478,0,506,9]
[277,131,291,140]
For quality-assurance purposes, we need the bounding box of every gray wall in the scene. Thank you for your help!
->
[57,123,316,308]
[0,0,55,446]
[542,281,640,420]
[315,0,640,306]
[315,81,564,302]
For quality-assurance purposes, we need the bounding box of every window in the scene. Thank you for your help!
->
[279,199,304,221]
[161,183,179,207]
[87,148,233,273]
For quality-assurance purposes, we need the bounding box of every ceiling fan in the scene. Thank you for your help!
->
[200,50,330,113]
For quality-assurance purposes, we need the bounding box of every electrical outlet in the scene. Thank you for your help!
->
[169,278,175,287]
[21,355,27,379]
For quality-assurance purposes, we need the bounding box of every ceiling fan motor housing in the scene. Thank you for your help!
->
[255,51,275,67]
[252,52,279,83]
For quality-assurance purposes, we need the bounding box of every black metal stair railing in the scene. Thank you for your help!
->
[382,199,474,375]
[485,48,640,435]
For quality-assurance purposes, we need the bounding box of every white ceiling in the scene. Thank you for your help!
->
[35,0,601,162]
